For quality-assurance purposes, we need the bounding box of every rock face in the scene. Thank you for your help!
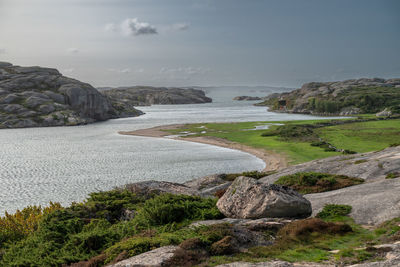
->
[217,176,312,219]
[233,96,262,101]
[0,62,142,128]
[109,245,179,267]
[101,86,212,109]
[256,78,400,115]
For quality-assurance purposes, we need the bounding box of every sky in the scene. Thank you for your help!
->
[0,0,399,87]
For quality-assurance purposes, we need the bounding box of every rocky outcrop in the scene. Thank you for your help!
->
[260,146,400,225]
[120,180,201,197]
[233,96,262,101]
[101,86,212,108]
[0,62,142,128]
[217,176,312,219]
[257,78,400,115]
[260,146,400,183]
[109,245,179,267]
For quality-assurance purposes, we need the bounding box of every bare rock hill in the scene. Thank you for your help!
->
[0,62,143,128]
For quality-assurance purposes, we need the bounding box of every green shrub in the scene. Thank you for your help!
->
[133,194,223,227]
[385,172,400,179]
[316,204,352,219]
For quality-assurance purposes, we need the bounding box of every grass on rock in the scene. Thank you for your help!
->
[274,172,364,194]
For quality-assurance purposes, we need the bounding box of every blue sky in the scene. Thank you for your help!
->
[0,0,399,87]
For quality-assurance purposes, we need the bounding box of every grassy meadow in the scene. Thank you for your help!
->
[165,118,400,164]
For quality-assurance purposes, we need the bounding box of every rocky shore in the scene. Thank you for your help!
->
[256,78,400,116]
[0,62,144,128]
[0,62,213,129]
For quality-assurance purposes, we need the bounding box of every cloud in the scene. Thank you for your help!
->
[67,48,79,54]
[172,23,189,31]
[0,48,6,54]
[121,18,157,36]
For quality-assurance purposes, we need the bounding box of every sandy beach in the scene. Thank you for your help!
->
[119,124,288,172]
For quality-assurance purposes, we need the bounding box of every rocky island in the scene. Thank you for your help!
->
[256,78,400,116]
[233,96,262,101]
[101,86,212,113]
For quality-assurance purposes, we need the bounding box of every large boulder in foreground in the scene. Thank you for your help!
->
[217,176,312,219]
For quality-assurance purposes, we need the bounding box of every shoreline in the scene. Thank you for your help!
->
[119,124,288,172]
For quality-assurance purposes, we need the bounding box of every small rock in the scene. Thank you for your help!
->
[217,176,312,219]
[121,180,200,197]
[109,245,179,267]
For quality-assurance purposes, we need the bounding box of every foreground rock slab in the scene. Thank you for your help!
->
[260,146,400,183]
[216,261,334,267]
[306,178,400,225]
[217,176,312,219]
[109,245,178,267]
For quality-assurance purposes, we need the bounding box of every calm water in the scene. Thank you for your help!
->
[0,87,332,214]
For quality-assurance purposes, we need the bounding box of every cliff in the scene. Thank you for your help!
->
[256,78,400,115]
[101,86,212,109]
[0,62,143,128]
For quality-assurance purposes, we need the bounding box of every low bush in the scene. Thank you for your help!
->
[316,204,352,219]
[385,172,400,179]
[132,194,223,227]
[274,172,364,194]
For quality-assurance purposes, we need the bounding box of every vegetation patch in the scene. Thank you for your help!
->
[274,172,364,194]
[316,204,352,220]
[219,170,275,182]
[385,172,400,179]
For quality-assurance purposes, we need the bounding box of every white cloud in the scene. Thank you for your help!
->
[172,23,189,31]
[0,48,6,54]
[121,18,157,36]
[67,48,79,54]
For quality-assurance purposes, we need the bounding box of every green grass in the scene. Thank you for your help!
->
[165,119,400,165]
[316,120,400,153]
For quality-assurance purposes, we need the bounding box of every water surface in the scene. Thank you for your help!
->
[0,87,333,214]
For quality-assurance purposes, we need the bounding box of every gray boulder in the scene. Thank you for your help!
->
[120,180,200,197]
[109,245,179,267]
[217,176,312,219]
